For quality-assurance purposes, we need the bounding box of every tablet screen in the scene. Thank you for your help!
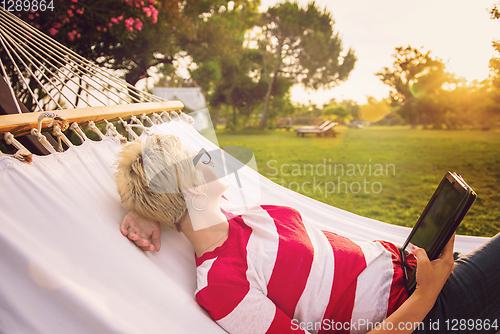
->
[405,180,464,253]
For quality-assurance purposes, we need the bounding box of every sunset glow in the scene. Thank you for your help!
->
[260,0,500,105]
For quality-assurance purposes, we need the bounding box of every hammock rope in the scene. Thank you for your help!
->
[0,7,196,161]
[0,7,163,114]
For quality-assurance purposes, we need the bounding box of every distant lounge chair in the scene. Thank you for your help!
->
[295,121,338,137]
[294,120,331,132]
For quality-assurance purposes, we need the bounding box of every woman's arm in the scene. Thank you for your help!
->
[368,235,456,334]
[120,210,162,252]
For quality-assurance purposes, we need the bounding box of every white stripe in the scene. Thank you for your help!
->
[350,241,394,334]
[240,207,280,295]
[218,289,277,334]
[195,257,217,293]
[293,218,334,334]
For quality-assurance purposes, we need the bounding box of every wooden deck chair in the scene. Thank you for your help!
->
[294,119,331,132]
[296,121,338,137]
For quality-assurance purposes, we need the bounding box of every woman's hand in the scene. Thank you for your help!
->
[120,211,161,252]
[412,234,456,301]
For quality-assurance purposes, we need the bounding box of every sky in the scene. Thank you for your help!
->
[259,0,500,105]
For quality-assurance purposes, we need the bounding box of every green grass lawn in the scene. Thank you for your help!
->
[215,126,500,237]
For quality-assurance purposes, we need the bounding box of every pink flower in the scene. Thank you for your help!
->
[53,22,61,28]
[125,17,135,31]
[151,7,158,23]
[103,27,107,32]
[143,7,151,17]
[76,8,84,15]
[117,16,123,21]
[71,0,78,2]
[134,18,143,31]
[111,17,119,24]
[67,10,73,17]
[49,28,58,36]
[149,0,154,3]
[68,30,77,41]
[96,26,101,31]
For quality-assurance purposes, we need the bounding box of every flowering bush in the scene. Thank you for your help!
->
[18,0,159,43]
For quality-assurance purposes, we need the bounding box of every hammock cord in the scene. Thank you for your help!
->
[0,7,164,111]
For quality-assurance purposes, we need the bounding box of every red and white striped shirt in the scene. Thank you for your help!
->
[195,205,411,334]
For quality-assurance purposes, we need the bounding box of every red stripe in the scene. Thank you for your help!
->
[195,216,252,321]
[320,231,366,334]
[266,307,309,334]
[377,241,411,316]
[264,205,315,319]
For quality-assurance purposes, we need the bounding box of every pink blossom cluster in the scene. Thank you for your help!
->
[106,1,158,32]
[45,0,84,38]
[142,5,158,24]
[32,0,158,40]
[67,30,81,41]
[124,17,143,31]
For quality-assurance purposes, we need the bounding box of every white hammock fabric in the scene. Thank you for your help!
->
[0,118,490,334]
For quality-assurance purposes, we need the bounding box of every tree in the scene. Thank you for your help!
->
[183,1,264,128]
[257,1,356,130]
[376,46,453,127]
[322,99,359,123]
[488,4,500,111]
[10,0,256,91]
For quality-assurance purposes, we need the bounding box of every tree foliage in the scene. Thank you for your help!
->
[322,99,359,123]
[12,0,257,86]
[376,46,455,127]
[377,44,500,129]
[257,1,356,130]
[183,1,265,128]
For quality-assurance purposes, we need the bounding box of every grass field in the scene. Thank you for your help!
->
[215,126,500,237]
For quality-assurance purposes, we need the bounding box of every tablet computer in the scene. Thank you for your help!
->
[401,171,476,293]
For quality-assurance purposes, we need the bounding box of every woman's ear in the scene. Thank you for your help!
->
[184,186,204,197]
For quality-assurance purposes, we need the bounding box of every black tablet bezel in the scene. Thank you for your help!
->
[401,171,476,292]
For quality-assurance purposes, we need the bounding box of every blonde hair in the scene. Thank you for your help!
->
[115,134,205,230]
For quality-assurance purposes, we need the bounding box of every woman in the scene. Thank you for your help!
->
[114,134,499,334]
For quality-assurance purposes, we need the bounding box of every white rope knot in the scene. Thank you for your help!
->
[53,124,74,152]
[30,128,56,154]
[70,122,88,144]
[179,111,195,125]
[105,121,127,144]
[160,111,172,122]
[37,111,68,134]
[4,132,32,163]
